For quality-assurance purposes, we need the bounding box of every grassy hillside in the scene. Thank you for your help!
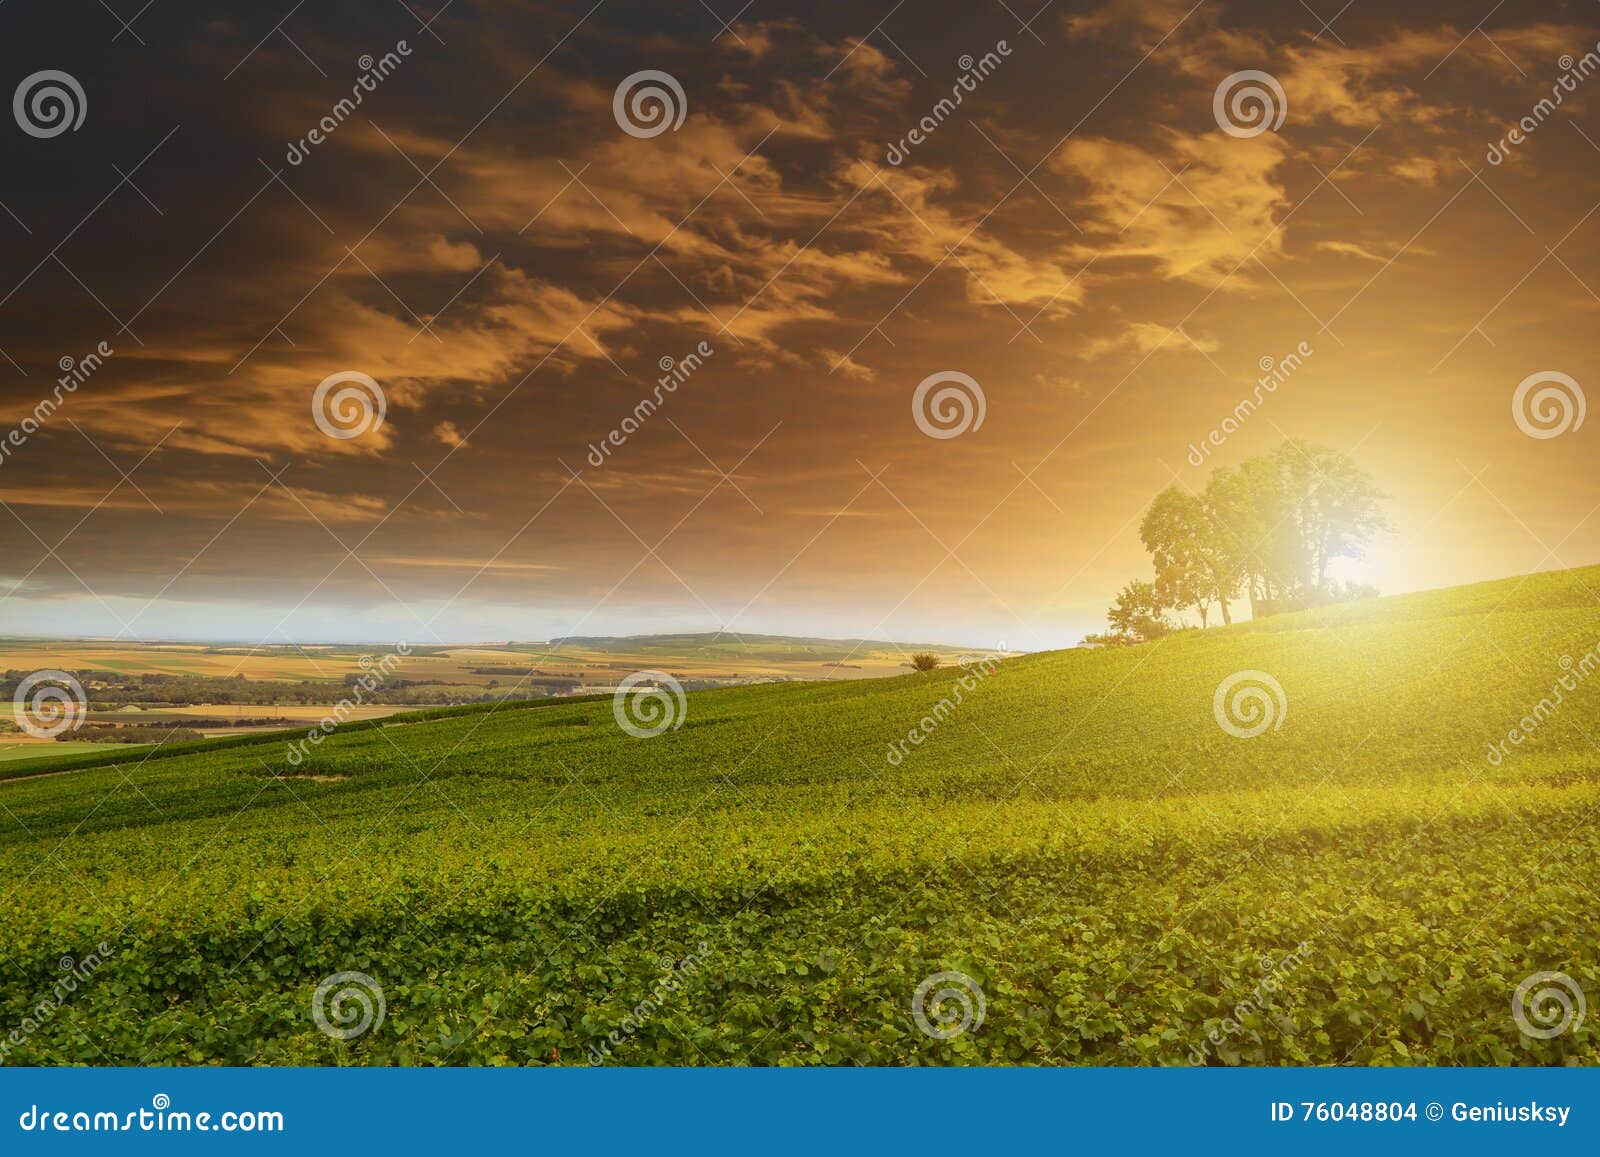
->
[2,565,1598,1065]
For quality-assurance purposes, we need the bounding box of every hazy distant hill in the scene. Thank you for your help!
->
[540,632,993,657]
[4,565,1598,1064]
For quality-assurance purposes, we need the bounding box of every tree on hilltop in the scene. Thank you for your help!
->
[1139,487,1240,627]
[1097,441,1389,642]
[1105,579,1177,643]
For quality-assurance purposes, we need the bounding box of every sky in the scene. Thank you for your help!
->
[0,0,1597,650]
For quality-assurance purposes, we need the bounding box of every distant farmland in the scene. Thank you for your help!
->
[0,634,999,767]
[1,567,1596,1064]
[0,632,991,687]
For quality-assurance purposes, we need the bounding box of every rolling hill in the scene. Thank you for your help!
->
[1,565,1598,1065]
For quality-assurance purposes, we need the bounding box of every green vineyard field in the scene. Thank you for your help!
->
[2,565,1598,1066]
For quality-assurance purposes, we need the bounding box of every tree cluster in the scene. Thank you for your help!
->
[1094,441,1389,644]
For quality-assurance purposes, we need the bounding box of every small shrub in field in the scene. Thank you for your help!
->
[908,652,940,672]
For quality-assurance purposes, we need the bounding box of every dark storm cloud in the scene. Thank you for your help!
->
[1,0,1598,645]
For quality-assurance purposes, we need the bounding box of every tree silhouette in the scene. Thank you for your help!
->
[1101,441,1389,639]
[1140,487,1239,627]
[1106,580,1176,643]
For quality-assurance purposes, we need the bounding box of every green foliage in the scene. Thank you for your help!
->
[908,653,941,672]
[1141,487,1238,627]
[1,567,1598,1066]
[63,725,204,745]
[1120,441,1390,633]
[1105,580,1177,643]
[1205,441,1389,615]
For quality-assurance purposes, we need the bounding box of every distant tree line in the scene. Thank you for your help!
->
[0,671,560,709]
[61,725,204,745]
[1090,440,1389,645]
